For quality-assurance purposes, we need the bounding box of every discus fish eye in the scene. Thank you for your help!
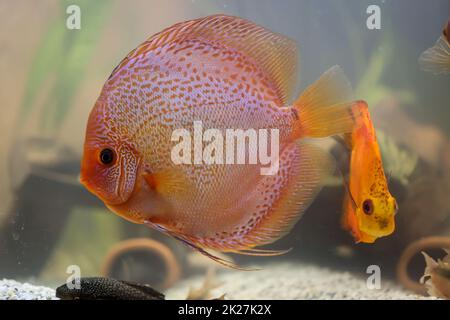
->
[362,199,374,215]
[99,148,116,166]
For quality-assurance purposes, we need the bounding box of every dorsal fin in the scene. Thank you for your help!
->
[109,14,298,105]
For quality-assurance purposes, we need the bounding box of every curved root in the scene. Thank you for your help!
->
[101,238,181,289]
[397,236,450,295]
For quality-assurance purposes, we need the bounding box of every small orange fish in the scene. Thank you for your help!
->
[80,15,358,267]
[341,101,398,244]
[419,19,450,74]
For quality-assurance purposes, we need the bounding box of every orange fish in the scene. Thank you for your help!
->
[341,101,398,244]
[419,19,450,74]
[80,15,358,267]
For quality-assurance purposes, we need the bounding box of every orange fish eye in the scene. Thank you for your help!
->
[362,199,374,215]
[99,148,116,166]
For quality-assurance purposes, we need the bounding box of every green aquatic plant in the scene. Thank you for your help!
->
[19,0,111,134]
[354,35,419,184]
[333,1,419,184]
[331,0,416,107]
[377,131,418,186]
[354,38,419,185]
[354,38,416,108]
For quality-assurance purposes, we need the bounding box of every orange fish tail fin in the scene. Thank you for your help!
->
[292,65,356,139]
[419,36,450,75]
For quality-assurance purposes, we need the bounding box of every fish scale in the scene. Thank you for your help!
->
[96,26,296,227]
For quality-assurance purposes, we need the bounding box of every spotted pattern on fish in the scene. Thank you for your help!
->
[81,15,358,266]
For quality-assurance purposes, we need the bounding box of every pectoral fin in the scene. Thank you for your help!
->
[143,167,193,199]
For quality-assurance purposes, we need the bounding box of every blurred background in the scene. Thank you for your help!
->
[0,0,449,293]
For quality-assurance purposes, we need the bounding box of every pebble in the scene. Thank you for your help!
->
[0,279,57,300]
[167,262,439,300]
[1,262,440,300]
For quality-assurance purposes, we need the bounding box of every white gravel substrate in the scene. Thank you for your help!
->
[1,262,437,300]
[0,279,57,300]
[167,262,436,300]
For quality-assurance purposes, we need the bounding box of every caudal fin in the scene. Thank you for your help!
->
[419,36,450,75]
[292,65,356,139]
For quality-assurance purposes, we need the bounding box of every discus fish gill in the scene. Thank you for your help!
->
[80,14,358,267]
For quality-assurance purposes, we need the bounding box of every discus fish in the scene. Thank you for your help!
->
[341,101,398,243]
[419,19,450,74]
[80,15,358,267]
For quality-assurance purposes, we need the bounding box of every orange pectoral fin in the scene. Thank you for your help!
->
[143,167,193,199]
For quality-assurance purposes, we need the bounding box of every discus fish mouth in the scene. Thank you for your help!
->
[80,173,133,207]
[79,173,111,204]
[79,170,91,192]
[80,164,149,224]
[359,216,395,239]
[81,178,143,227]
[79,162,128,207]
[79,174,97,197]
